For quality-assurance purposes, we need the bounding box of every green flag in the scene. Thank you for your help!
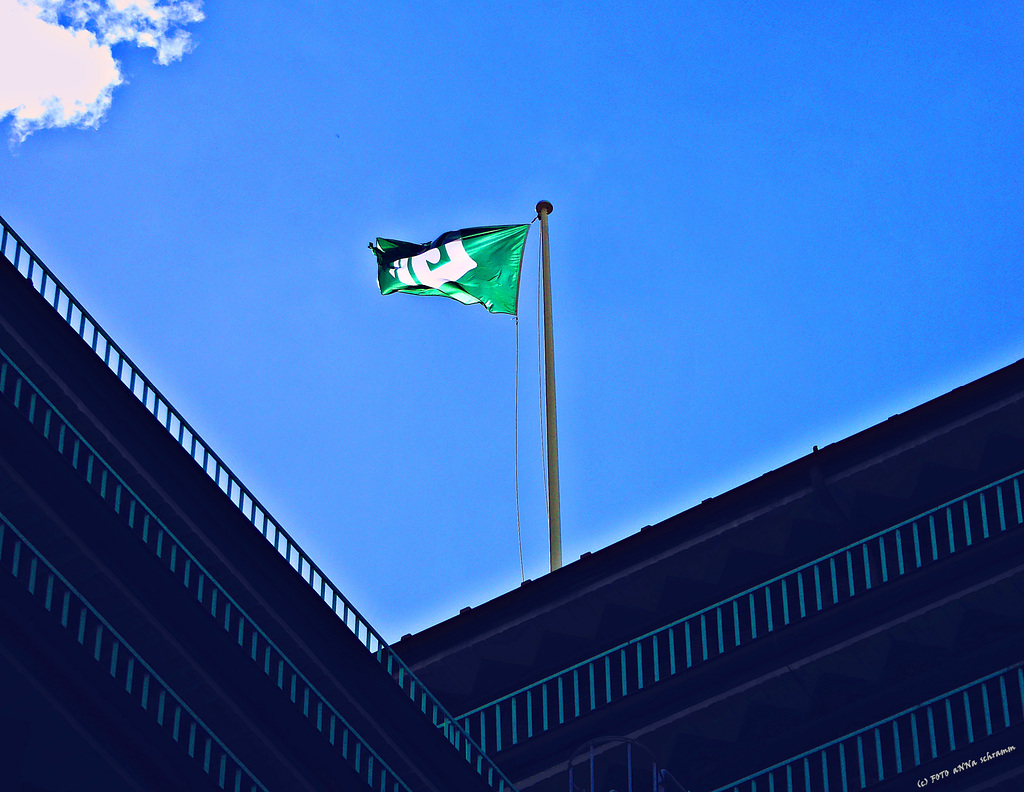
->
[371,224,530,315]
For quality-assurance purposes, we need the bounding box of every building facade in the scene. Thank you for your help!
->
[396,355,1024,792]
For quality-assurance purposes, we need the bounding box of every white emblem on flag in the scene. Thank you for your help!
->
[390,238,478,289]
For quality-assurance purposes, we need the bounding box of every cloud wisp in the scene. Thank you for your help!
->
[0,0,204,144]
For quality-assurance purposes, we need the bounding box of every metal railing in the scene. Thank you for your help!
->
[0,212,517,792]
[0,508,269,792]
[715,661,1024,792]
[0,346,415,792]
[455,470,1024,753]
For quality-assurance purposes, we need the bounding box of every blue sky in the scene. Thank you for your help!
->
[1,1,1022,641]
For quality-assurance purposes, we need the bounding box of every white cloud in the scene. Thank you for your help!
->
[0,0,204,143]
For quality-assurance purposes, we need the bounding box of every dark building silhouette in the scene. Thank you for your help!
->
[2,211,1022,791]
[396,352,1024,792]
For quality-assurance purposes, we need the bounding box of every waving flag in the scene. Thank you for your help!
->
[371,225,529,315]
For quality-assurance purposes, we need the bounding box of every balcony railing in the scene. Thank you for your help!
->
[0,508,270,792]
[0,212,517,792]
[0,344,418,792]
[715,661,1024,792]
[454,469,1024,753]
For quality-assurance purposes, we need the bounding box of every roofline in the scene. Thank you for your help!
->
[397,355,1024,648]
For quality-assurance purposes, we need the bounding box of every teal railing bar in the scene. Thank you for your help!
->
[0,509,269,792]
[715,660,1024,792]
[455,464,1024,753]
[0,348,413,792]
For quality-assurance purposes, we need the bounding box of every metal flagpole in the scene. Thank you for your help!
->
[536,201,562,572]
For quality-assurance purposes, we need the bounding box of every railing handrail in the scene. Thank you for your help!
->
[0,339,415,792]
[713,660,1024,791]
[0,508,271,792]
[454,466,1023,751]
[0,212,517,792]
[0,215,380,648]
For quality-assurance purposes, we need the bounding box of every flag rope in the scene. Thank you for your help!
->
[514,314,525,582]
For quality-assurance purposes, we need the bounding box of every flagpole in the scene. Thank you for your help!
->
[537,201,562,572]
